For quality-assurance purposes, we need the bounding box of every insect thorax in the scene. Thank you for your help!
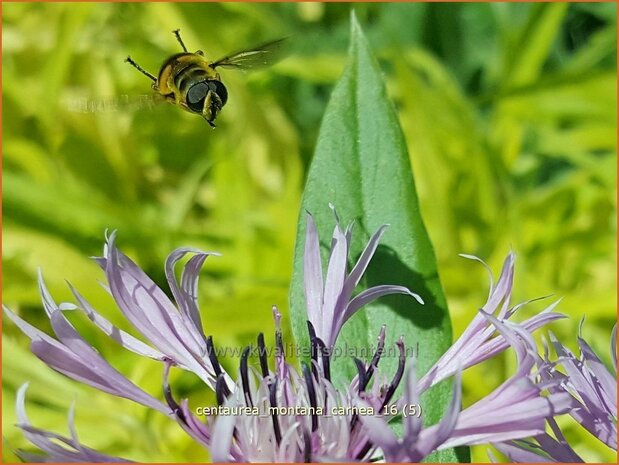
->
[156,53,219,99]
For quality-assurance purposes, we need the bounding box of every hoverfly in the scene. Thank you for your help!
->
[125,30,286,127]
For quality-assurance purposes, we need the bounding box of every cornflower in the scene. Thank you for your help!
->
[4,213,579,462]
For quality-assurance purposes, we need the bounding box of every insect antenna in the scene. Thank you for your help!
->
[172,29,188,52]
[125,56,157,82]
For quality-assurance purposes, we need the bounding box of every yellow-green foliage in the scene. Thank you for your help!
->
[2,2,616,462]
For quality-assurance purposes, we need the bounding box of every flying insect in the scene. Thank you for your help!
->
[125,30,286,127]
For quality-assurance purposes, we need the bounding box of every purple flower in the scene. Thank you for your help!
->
[303,210,423,348]
[3,216,583,462]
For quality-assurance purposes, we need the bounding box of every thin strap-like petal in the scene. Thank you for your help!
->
[303,213,324,331]
[69,283,166,360]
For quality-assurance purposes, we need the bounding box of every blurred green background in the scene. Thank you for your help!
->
[2,2,616,462]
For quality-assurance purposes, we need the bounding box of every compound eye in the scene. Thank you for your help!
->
[207,80,228,106]
[186,81,210,112]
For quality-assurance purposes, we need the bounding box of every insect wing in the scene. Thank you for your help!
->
[210,37,287,70]
[65,93,166,114]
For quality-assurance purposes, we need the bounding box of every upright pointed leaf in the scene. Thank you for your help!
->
[289,13,467,462]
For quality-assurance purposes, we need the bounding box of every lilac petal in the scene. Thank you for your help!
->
[16,384,80,461]
[413,372,462,458]
[6,305,171,414]
[518,301,565,331]
[275,424,303,462]
[105,250,186,354]
[550,333,608,405]
[434,372,462,442]
[480,313,535,375]
[425,319,486,388]
[38,269,60,318]
[402,366,422,442]
[459,254,494,299]
[577,335,616,412]
[611,324,617,373]
[504,294,555,320]
[444,255,514,361]
[444,426,545,449]
[40,281,132,366]
[165,247,220,336]
[210,398,239,462]
[42,271,165,362]
[344,225,389,297]
[540,418,584,462]
[470,306,565,375]
[354,399,400,461]
[3,305,66,348]
[69,283,166,360]
[485,252,515,318]
[303,213,324,331]
[105,233,217,385]
[180,255,210,328]
[321,222,349,342]
[32,338,170,415]
[109,236,206,355]
[330,224,390,362]
[16,384,133,463]
[550,332,617,448]
[48,310,108,362]
[66,402,88,459]
[180,399,211,446]
[343,285,423,327]
[443,386,574,449]
[92,256,107,271]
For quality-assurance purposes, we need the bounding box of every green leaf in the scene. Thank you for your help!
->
[289,12,467,462]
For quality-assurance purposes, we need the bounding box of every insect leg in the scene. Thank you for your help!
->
[125,56,157,82]
[172,29,188,53]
